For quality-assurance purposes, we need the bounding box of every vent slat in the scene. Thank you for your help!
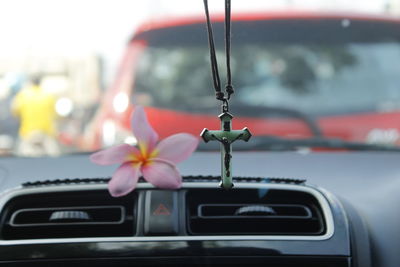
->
[198,204,312,219]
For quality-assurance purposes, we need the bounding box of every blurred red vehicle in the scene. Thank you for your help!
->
[85,11,400,150]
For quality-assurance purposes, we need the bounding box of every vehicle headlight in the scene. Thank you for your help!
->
[123,135,137,146]
[113,92,129,113]
[101,120,116,147]
[101,120,137,148]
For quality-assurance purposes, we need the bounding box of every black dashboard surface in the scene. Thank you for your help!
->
[0,151,399,267]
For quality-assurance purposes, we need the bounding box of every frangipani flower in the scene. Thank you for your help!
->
[90,106,199,197]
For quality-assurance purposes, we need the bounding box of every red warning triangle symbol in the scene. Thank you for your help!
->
[153,204,171,216]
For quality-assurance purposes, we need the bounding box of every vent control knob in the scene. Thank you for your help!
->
[234,205,276,216]
[49,210,91,222]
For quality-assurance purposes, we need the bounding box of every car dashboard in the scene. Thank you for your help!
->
[0,151,398,267]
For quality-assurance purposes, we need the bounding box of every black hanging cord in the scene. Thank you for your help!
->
[203,0,222,99]
[224,0,234,99]
[203,0,234,104]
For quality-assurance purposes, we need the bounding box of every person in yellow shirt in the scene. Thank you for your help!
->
[12,76,60,156]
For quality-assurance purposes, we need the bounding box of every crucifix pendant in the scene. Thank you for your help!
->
[200,112,252,189]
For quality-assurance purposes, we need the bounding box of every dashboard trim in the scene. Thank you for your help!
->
[0,182,335,245]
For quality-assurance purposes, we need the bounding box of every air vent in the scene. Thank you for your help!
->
[0,190,136,240]
[186,189,325,235]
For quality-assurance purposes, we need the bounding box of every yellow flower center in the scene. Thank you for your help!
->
[126,146,159,168]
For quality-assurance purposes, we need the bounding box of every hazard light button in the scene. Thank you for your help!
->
[144,190,179,235]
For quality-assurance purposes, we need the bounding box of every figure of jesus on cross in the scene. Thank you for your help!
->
[200,111,252,189]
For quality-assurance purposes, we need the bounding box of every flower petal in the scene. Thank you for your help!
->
[131,106,158,153]
[155,133,199,164]
[90,144,139,165]
[141,159,182,189]
[108,162,140,197]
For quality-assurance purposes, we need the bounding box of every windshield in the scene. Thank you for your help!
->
[132,18,400,146]
[135,43,400,116]
[1,1,400,157]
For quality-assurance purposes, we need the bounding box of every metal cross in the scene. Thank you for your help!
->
[200,112,252,189]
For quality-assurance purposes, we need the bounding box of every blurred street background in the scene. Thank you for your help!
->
[0,0,399,156]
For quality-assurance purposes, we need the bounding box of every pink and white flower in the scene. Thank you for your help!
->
[90,106,199,197]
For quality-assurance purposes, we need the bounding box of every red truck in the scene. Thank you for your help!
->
[85,11,400,150]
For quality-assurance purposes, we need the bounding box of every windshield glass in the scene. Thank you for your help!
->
[132,18,400,146]
[135,43,400,115]
[1,1,400,157]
